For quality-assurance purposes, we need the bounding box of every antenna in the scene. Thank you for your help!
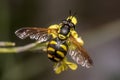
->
[68,10,77,21]
[73,11,77,17]
[69,10,72,16]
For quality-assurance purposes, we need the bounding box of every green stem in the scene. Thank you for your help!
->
[0,41,46,53]
[0,42,15,46]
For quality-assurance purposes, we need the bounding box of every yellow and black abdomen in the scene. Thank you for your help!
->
[47,38,68,62]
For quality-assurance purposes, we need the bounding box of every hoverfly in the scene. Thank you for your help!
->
[15,15,93,74]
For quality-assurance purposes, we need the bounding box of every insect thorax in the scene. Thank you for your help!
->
[47,37,68,62]
[58,19,75,40]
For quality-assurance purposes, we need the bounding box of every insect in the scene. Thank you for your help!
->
[15,15,93,74]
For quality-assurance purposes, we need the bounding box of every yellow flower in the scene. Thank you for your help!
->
[54,58,78,74]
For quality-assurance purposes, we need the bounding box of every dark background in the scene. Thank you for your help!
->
[0,0,120,80]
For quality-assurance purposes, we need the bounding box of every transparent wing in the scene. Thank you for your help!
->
[15,27,57,43]
[68,36,93,68]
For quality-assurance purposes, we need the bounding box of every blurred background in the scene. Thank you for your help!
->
[0,0,120,80]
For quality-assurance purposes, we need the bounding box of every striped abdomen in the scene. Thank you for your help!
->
[47,38,68,62]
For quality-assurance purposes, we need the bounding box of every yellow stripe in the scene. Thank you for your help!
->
[60,44,67,51]
[54,57,60,61]
[58,34,66,40]
[67,32,70,37]
[47,47,55,52]
[56,51,65,58]
[50,41,57,45]
[51,33,57,38]
[48,54,53,58]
